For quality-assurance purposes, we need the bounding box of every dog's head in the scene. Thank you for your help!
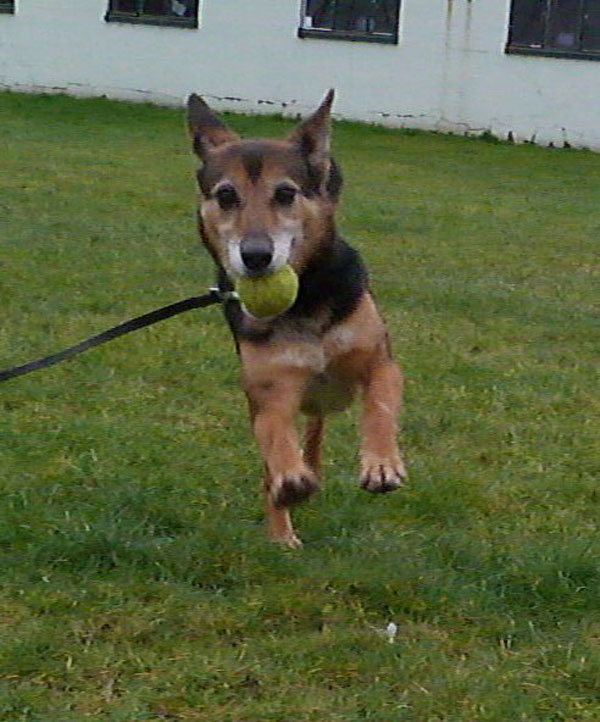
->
[187,91,342,280]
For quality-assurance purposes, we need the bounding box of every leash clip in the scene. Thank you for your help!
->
[210,287,239,303]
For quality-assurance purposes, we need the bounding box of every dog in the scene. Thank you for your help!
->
[186,90,407,547]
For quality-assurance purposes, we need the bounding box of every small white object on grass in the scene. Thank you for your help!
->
[368,620,398,643]
[385,621,398,644]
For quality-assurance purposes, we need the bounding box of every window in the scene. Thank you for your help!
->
[0,1,15,14]
[105,0,199,28]
[506,0,600,60]
[298,0,401,44]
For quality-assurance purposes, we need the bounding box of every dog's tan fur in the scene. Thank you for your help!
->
[187,91,406,547]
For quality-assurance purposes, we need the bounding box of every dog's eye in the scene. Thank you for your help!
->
[214,185,240,211]
[273,185,297,207]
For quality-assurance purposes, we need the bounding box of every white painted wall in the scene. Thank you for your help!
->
[1,0,599,149]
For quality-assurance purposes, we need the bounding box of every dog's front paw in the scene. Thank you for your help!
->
[360,456,407,493]
[271,468,319,508]
[272,530,304,549]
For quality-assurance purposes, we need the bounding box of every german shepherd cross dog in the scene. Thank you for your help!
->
[187,90,407,547]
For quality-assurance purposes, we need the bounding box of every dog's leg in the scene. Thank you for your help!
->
[251,377,319,507]
[263,467,303,548]
[253,388,319,545]
[303,415,324,477]
[359,359,407,492]
[242,347,320,543]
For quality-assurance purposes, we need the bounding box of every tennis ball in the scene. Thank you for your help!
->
[236,264,299,319]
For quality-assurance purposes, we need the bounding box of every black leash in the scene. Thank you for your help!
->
[0,288,234,384]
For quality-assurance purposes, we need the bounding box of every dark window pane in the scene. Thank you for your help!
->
[305,0,397,35]
[510,0,547,47]
[143,0,170,16]
[137,0,193,17]
[306,0,335,30]
[333,1,359,32]
[548,0,583,48]
[170,0,194,17]
[365,0,398,34]
[107,0,196,22]
[112,0,138,13]
[339,0,396,34]
[582,0,600,50]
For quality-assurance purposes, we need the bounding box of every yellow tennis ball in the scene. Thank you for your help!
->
[236,264,299,319]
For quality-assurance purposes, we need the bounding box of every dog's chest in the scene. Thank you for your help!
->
[240,292,386,417]
[300,326,363,416]
[301,368,356,415]
[262,325,360,415]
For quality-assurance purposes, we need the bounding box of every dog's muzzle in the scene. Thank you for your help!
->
[240,233,274,275]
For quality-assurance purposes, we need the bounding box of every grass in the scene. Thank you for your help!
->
[1,90,599,721]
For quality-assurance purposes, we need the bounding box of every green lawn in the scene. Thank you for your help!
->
[1,91,599,721]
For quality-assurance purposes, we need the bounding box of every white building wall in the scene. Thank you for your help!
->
[0,0,599,149]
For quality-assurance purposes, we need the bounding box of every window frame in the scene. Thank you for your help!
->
[105,0,199,29]
[0,1,15,15]
[506,0,600,61]
[298,0,401,45]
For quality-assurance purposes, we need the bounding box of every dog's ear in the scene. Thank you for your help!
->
[287,89,335,187]
[187,94,240,159]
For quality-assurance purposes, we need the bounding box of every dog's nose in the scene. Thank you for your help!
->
[240,234,274,273]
